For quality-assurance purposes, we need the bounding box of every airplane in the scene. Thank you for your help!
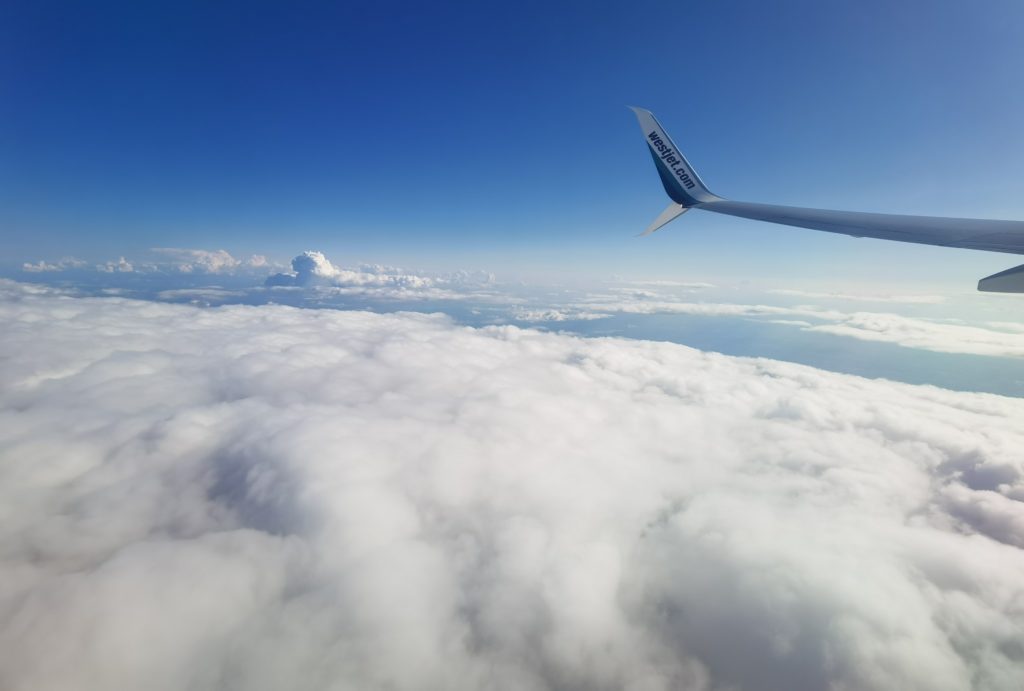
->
[630,107,1024,293]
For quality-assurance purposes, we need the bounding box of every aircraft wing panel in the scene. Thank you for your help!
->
[631,107,1024,290]
[697,200,1024,255]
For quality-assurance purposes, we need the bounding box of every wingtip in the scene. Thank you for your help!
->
[978,262,1024,293]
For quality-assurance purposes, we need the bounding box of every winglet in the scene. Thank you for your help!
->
[630,107,718,208]
[639,203,688,236]
[979,263,1024,293]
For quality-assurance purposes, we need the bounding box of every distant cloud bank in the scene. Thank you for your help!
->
[151,247,269,273]
[1,284,1022,690]
[21,257,87,273]
[265,250,496,300]
[21,248,272,276]
[11,248,1024,359]
[17,248,496,302]
[768,287,948,304]
[542,295,1024,358]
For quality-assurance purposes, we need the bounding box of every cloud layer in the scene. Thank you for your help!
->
[1,286,1023,690]
[16,249,1024,362]
[557,296,1024,358]
[21,248,272,276]
[21,257,87,273]
[150,247,270,273]
[265,250,496,300]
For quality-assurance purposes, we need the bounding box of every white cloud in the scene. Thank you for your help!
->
[769,288,947,304]
[574,297,1024,358]
[617,279,716,290]
[150,247,270,274]
[24,249,274,277]
[155,288,247,305]
[988,321,1024,334]
[97,256,135,273]
[580,299,811,318]
[0,278,71,297]
[805,312,1024,357]
[512,307,611,322]
[1,285,1023,690]
[21,257,87,273]
[266,250,497,300]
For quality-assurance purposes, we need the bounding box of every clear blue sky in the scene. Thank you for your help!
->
[4,0,1024,286]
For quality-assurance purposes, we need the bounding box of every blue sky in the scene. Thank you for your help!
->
[5,7,1024,682]
[4,0,1024,286]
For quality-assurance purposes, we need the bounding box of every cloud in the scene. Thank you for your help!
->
[150,248,270,274]
[805,312,1024,357]
[25,251,1011,359]
[265,249,341,284]
[0,278,71,297]
[155,288,247,305]
[769,288,947,304]
[21,257,87,273]
[579,298,810,318]
[96,256,135,273]
[511,307,611,322]
[21,249,275,277]
[617,279,716,290]
[987,321,1024,334]
[572,297,1024,358]
[265,250,497,300]
[1,284,1023,690]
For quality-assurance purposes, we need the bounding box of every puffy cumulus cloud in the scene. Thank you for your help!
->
[1,286,1024,691]
[151,247,270,274]
[265,249,339,284]
[96,256,135,273]
[23,249,274,277]
[266,250,496,300]
[21,257,87,273]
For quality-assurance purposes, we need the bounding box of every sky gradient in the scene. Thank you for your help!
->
[4,6,1024,688]
[4,0,1024,287]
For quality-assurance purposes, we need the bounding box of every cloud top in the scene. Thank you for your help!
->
[560,296,1024,358]
[150,247,269,273]
[1,286,1023,690]
[19,248,272,276]
[265,250,495,299]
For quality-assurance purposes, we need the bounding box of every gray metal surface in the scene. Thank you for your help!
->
[698,200,1024,255]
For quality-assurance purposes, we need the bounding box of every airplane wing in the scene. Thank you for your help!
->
[630,106,1024,292]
